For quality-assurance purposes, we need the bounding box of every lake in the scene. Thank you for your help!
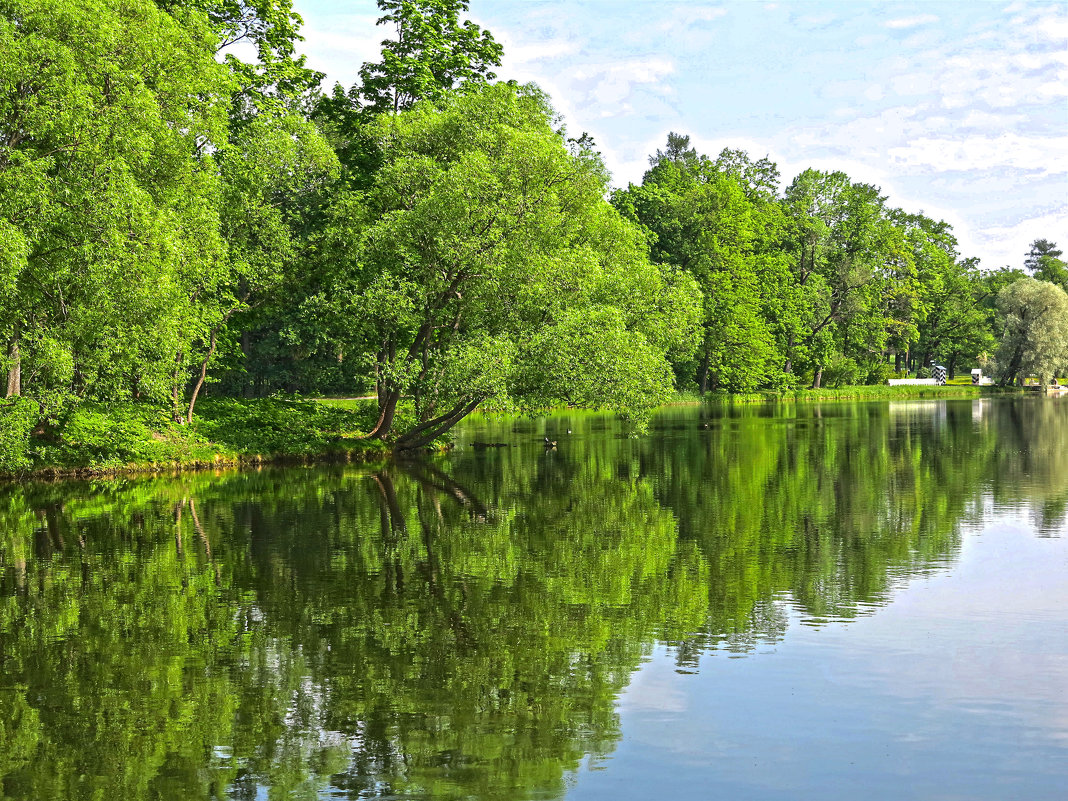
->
[1,397,1066,800]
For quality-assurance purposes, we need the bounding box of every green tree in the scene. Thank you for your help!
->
[0,0,336,436]
[613,137,785,393]
[319,84,698,448]
[782,170,898,386]
[156,0,323,112]
[0,0,230,411]
[1025,238,1067,291]
[994,277,1068,386]
[358,0,503,115]
[892,213,993,377]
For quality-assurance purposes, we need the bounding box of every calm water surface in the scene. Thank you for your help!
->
[1,398,1066,800]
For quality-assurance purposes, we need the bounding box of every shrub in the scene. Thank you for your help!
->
[865,363,895,386]
[823,355,861,388]
[46,404,182,467]
[0,398,38,473]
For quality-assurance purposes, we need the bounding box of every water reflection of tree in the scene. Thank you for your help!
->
[646,401,985,638]
[0,398,1065,798]
[0,463,705,799]
[236,460,709,799]
[985,400,1068,534]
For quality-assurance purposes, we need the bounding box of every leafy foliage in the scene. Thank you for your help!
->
[317,85,697,447]
[994,278,1068,386]
[1,0,1064,465]
[357,0,502,115]
[0,397,35,472]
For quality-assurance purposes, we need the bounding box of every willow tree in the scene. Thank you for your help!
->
[320,84,699,449]
[995,278,1068,386]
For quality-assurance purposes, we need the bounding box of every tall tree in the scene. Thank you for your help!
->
[781,170,897,387]
[357,0,503,115]
[317,84,698,448]
[1025,238,1067,291]
[0,0,231,410]
[613,139,785,393]
[898,212,994,377]
[994,277,1068,387]
[152,0,335,421]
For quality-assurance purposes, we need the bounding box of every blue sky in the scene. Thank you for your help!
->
[292,1,1067,269]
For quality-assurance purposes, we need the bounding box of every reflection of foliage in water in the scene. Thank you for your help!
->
[0,398,1064,799]
[983,398,1068,534]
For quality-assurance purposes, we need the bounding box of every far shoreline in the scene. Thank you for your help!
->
[1,386,1029,484]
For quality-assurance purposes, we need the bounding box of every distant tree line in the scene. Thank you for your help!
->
[2,0,1067,450]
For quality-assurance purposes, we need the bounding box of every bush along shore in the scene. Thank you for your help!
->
[1,385,1025,480]
[0,397,389,480]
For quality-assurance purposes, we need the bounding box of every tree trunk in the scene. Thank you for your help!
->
[366,387,401,440]
[5,337,20,397]
[241,330,253,398]
[171,349,184,422]
[395,396,483,451]
[784,335,795,375]
[374,350,385,407]
[366,340,400,440]
[697,344,711,395]
[812,367,823,389]
[894,351,902,373]
[186,328,219,424]
[1000,347,1023,386]
[948,352,958,379]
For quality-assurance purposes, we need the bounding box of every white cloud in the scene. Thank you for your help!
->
[298,13,383,87]
[506,39,582,66]
[887,134,1068,175]
[958,109,1026,129]
[973,206,1068,268]
[571,58,675,86]
[863,84,885,102]
[884,14,939,30]
[684,6,729,23]
[796,12,837,28]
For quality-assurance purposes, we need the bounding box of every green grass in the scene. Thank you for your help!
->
[7,397,386,478]
[707,383,1019,404]
[311,396,379,412]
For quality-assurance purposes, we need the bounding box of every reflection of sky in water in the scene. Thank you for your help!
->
[569,514,1068,800]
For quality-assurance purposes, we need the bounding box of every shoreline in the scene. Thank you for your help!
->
[1,387,1025,483]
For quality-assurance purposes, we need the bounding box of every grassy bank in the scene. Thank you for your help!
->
[708,384,1019,404]
[2,385,1030,479]
[2,397,387,479]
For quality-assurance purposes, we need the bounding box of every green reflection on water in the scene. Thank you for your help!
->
[0,398,1065,799]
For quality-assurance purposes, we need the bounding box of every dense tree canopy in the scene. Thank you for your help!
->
[611,133,1022,393]
[321,85,698,447]
[994,277,1068,386]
